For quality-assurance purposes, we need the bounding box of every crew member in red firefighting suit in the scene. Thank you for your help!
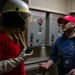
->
[0,0,33,75]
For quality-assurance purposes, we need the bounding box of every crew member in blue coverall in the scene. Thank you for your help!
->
[39,15,75,75]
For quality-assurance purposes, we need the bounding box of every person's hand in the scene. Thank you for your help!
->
[68,69,75,75]
[39,62,49,69]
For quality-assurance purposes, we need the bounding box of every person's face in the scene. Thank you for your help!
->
[61,20,73,32]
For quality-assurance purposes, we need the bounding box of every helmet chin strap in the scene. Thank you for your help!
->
[16,11,27,22]
[16,11,28,31]
[16,11,34,24]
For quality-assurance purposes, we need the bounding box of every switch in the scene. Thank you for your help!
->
[30,39,33,42]
[31,36,33,39]
[30,43,33,46]
[38,18,43,25]
[51,34,54,45]
[36,39,39,43]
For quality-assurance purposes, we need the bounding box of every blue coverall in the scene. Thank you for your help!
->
[49,34,75,75]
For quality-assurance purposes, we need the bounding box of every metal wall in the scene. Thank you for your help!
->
[69,0,75,13]
[29,0,69,14]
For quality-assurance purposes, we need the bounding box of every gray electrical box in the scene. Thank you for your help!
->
[46,13,63,46]
[27,10,46,47]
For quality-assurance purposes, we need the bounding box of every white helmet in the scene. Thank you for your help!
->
[2,0,32,19]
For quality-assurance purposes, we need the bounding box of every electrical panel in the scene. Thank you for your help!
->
[27,10,46,47]
[45,13,63,46]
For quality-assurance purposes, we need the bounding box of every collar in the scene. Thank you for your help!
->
[1,27,27,50]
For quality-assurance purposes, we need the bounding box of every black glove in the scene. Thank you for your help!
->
[19,47,33,58]
[25,47,33,54]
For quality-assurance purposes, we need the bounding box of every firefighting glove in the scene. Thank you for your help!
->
[0,47,33,74]
[19,47,33,57]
